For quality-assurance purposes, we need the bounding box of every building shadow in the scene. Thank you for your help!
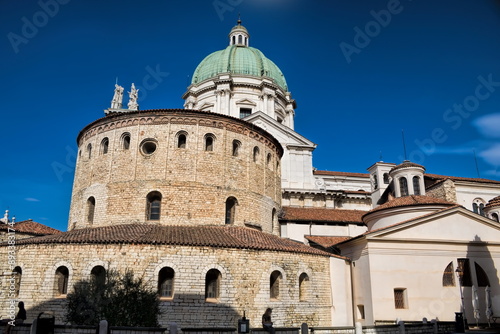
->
[22,290,243,329]
[461,235,499,325]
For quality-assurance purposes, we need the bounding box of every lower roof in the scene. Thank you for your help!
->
[281,207,365,224]
[5,224,334,257]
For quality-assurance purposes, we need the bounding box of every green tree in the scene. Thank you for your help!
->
[65,269,160,327]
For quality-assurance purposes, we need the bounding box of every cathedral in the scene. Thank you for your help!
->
[1,20,500,329]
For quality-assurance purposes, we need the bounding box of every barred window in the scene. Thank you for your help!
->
[394,288,407,309]
[205,269,221,301]
[442,262,455,286]
[146,191,162,221]
[158,267,175,298]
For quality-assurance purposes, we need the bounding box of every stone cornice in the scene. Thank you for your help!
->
[76,109,284,157]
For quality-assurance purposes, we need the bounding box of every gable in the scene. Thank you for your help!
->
[369,208,500,243]
[244,111,316,148]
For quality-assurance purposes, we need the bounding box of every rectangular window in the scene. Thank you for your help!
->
[394,288,407,309]
[357,305,365,320]
[239,108,252,118]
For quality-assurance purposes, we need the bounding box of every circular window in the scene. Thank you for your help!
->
[140,139,158,155]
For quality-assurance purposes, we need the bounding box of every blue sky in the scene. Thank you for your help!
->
[1,0,500,231]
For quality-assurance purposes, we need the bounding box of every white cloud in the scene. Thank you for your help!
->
[473,113,500,138]
[478,143,500,166]
[25,197,40,202]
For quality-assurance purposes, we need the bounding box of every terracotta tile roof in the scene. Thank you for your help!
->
[425,173,500,185]
[363,195,455,218]
[281,207,365,223]
[305,235,352,248]
[313,170,370,178]
[0,220,62,235]
[486,196,500,209]
[5,224,335,257]
[390,161,425,173]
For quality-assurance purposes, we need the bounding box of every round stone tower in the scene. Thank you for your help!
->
[68,109,283,233]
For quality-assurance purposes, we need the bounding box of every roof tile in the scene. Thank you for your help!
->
[0,220,62,235]
[4,224,336,257]
[282,207,365,223]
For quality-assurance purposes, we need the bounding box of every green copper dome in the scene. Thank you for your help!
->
[191,45,288,91]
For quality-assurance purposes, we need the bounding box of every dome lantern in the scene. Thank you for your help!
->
[229,17,249,47]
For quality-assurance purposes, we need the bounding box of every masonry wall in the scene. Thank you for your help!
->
[68,110,282,233]
[0,242,333,328]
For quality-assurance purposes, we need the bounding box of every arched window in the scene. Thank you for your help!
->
[205,269,221,301]
[177,133,187,149]
[87,197,96,224]
[87,144,92,159]
[91,266,106,287]
[232,140,241,157]
[205,135,214,151]
[267,153,272,169]
[101,138,109,155]
[225,197,237,224]
[158,267,175,298]
[238,35,242,44]
[232,36,235,45]
[383,173,390,184]
[121,133,131,150]
[473,203,479,214]
[55,266,69,296]
[399,177,409,197]
[492,213,499,222]
[146,191,162,221]
[413,176,421,195]
[13,266,22,297]
[299,273,309,301]
[373,174,378,190]
[475,262,490,287]
[442,262,455,287]
[473,198,486,216]
[253,146,260,162]
[270,270,281,300]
